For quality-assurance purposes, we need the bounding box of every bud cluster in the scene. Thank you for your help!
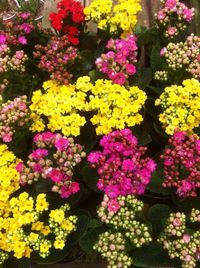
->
[154,0,194,39]
[190,209,200,223]
[159,211,200,268]
[88,128,156,199]
[34,35,78,84]
[97,195,152,247]
[160,34,200,79]
[154,70,168,81]
[0,44,28,73]
[161,131,200,197]
[94,231,132,268]
[17,132,86,198]
[0,95,29,143]
[96,35,138,85]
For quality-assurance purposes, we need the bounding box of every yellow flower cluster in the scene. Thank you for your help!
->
[77,76,146,135]
[84,0,141,34]
[155,79,200,135]
[0,192,77,263]
[30,80,89,136]
[0,144,20,216]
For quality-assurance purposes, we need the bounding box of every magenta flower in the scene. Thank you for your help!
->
[16,162,24,172]
[183,8,193,22]
[107,199,120,213]
[55,137,69,151]
[0,35,7,45]
[125,64,136,75]
[31,149,48,160]
[18,36,27,45]
[48,168,64,183]
[165,0,177,9]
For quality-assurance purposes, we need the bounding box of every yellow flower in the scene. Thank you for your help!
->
[54,240,65,249]
[35,194,49,212]
[40,242,51,253]
[49,209,65,223]
[155,79,200,135]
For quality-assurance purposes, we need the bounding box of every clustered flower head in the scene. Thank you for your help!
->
[94,195,151,268]
[98,195,152,246]
[154,0,194,39]
[34,35,78,84]
[96,35,137,85]
[0,12,34,46]
[30,80,89,136]
[84,0,141,34]
[0,44,28,73]
[0,192,77,263]
[159,211,200,268]
[155,79,200,135]
[158,34,200,79]
[49,0,85,45]
[88,128,156,199]
[0,95,29,143]
[94,231,132,268]
[161,131,200,197]
[78,77,146,135]
[17,131,86,198]
[190,209,200,223]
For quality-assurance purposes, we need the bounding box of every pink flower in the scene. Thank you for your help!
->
[157,11,166,20]
[107,199,120,213]
[195,140,200,151]
[125,64,136,75]
[88,152,101,163]
[113,72,126,85]
[173,131,186,142]
[48,168,64,183]
[2,134,12,143]
[18,36,27,45]
[32,163,43,172]
[122,159,135,171]
[167,27,177,36]
[160,47,167,56]
[15,51,25,60]
[60,185,71,198]
[146,159,157,172]
[0,35,7,45]
[70,181,80,193]
[16,162,24,172]
[31,149,48,160]
[55,137,69,151]
[19,12,31,19]
[165,0,177,10]
[21,23,33,34]
[183,234,191,243]
[183,8,193,22]
[173,218,181,226]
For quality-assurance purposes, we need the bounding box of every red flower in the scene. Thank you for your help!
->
[68,35,79,45]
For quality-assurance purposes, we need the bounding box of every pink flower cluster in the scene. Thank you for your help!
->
[155,0,194,39]
[0,96,29,143]
[34,35,78,84]
[0,44,28,73]
[161,131,200,197]
[17,132,86,198]
[0,12,34,46]
[88,129,156,200]
[95,35,137,85]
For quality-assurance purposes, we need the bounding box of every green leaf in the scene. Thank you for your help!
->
[79,227,104,255]
[174,197,200,213]
[35,179,53,193]
[150,45,163,70]
[137,29,154,46]
[133,242,173,268]
[131,126,152,146]
[88,218,102,228]
[147,204,171,236]
[137,68,152,90]
[81,164,99,191]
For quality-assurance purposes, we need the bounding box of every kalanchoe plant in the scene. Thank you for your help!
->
[88,128,156,199]
[158,211,200,268]
[17,132,86,198]
[161,131,200,197]
[96,34,138,85]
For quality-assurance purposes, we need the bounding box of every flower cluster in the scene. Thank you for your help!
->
[0,144,20,207]
[85,78,146,135]
[0,44,28,73]
[0,12,34,46]
[17,132,85,198]
[161,131,200,197]
[30,80,88,136]
[0,96,29,143]
[190,209,200,223]
[49,0,84,45]
[154,0,194,39]
[94,231,132,268]
[96,35,137,85]
[84,0,141,34]
[34,35,78,84]
[94,195,151,268]
[88,129,156,199]
[0,192,77,263]
[159,212,200,268]
[155,79,200,135]
[159,34,200,79]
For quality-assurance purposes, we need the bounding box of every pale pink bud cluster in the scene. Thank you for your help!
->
[0,96,29,143]
[34,35,78,84]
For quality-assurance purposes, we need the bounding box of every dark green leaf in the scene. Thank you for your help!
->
[150,45,163,70]
[137,68,152,89]
[131,126,152,146]
[88,218,102,228]
[81,165,99,191]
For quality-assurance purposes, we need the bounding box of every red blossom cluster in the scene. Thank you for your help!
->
[49,0,85,45]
